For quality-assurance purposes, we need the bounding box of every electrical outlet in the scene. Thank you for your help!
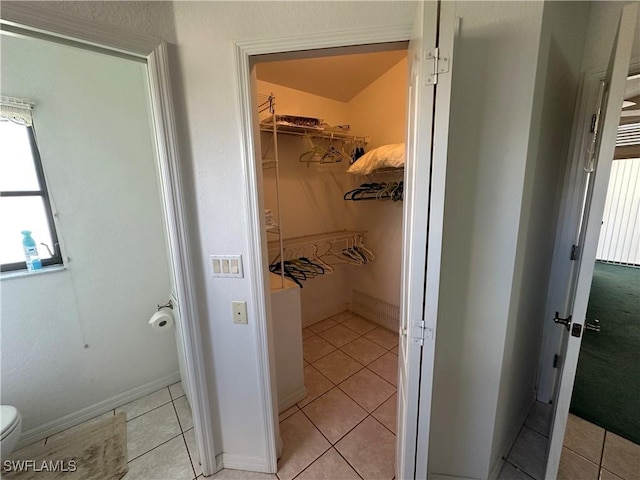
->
[210,255,243,278]
[232,301,248,324]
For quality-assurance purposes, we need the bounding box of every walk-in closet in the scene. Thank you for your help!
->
[252,43,409,479]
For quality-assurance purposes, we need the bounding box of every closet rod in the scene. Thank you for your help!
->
[267,230,366,253]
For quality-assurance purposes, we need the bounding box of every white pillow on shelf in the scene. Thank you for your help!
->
[347,143,406,175]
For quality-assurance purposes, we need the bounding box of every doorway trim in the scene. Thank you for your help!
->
[538,55,640,478]
[234,24,412,473]
[536,57,640,404]
[0,3,218,476]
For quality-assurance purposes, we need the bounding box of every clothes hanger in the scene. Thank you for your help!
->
[299,135,326,164]
[355,235,375,262]
[311,244,334,274]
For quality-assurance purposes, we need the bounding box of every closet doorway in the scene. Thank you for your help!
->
[253,43,408,480]
[237,3,455,477]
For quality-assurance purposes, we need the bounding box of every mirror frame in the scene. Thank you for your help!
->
[0,3,217,476]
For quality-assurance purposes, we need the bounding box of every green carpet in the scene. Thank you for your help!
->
[570,261,640,445]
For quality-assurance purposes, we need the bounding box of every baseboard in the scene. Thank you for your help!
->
[278,387,307,413]
[488,394,537,480]
[430,474,482,480]
[17,371,180,449]
[488,457,506,480]
[218,453,271,473]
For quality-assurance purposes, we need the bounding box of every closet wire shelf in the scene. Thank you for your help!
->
[267,230,367,256]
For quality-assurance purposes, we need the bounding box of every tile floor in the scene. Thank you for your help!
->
[13,381,203,480]
[14,312,637,480]
[498,403,640,480]
[277,311,398,480]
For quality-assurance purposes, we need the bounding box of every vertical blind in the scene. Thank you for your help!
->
[596,157,640,266]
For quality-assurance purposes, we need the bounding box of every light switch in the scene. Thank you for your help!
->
[232,301,248,324]
[210,255,243,278]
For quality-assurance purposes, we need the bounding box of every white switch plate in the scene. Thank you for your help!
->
[232,301,248,324]
[210,255,243,278]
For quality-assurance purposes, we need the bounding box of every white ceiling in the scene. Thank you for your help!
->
[256,49,407,103]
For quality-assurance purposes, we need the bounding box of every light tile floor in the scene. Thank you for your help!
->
[12,381,201,480]
[275,311,398,480]
[498,403,640,480]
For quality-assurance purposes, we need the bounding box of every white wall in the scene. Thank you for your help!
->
[170,0,416,466]
[490,1,590,474]
[580,1,640,74]
[428,2,545,478]
[0,34,177,434]
[347,58,407,308]
[18,1,601,474]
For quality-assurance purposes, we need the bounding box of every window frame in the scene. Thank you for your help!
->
[1,124,63,272]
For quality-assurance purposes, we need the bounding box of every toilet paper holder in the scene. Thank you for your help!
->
[157,300,174,311]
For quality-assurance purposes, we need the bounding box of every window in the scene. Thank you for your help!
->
[1,99,62,272]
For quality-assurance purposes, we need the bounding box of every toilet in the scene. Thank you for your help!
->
[1,406,22,458]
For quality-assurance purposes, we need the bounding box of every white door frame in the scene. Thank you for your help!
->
[536,56,640,404]
[0,4,218,476]
[537,2,639,473]
[234,25,413,473]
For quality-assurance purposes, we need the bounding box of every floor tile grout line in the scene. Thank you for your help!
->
[523,423,549,439]
[502,458,538,480]
[332,446,366,480]
[361,410,398,438]
[306,362,365,395]
[180,429,198,479]
[306,362,340,386]
[301,400,391,453]
[303,345,339,365]
[298,408,388,479]
[370,408,398,437]
[292,314,398,479]
[504,424,547,480]
[170,396,188,433]
[127,430,184,463]
[335,380,396,417]
[289,444,334,480]
[562,443,603,468]
[304,321,397,364]
[599,430,607,470]
[279,405,300,423]
[300,400,357,445]
[168,381,185,401]
[503,423,526,470]
[356,364,397,390]
[121,390,174,422]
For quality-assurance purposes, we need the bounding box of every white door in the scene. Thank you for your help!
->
[544,4,638,478]
[397,1,457,478]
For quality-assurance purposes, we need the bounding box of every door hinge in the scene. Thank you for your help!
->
[553,354,560,369]
[412,320,434,346]
[589,113,597,133]
[425,48,450,85]
[571,244,580,261]
[554,311,572,331]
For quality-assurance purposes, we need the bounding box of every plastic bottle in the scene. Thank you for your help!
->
[22,231,42,271]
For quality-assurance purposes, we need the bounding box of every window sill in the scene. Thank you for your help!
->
[1,265,66,281]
